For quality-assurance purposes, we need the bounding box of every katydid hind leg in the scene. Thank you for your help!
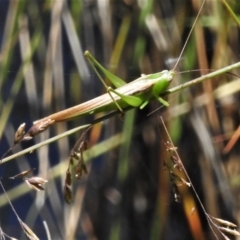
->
[84,51,126,88]
[108,87,143,108]
[85,51,134,113]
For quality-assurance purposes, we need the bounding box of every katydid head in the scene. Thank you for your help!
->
[151,70,174,99]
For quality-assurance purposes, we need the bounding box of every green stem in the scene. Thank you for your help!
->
[165,61,240,95]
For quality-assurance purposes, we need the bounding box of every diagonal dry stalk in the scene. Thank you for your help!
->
[160,116,240,240]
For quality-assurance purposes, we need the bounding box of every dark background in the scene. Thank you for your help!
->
[0,0,240,239]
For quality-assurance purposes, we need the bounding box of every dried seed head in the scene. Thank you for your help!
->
[170,172,190,187]
[171,155,183,171]
[172,183,181,203]
[9,169,35,179]
[210,215,237,228]
[25,177,48,191]
[70,151,80,160]
[75,162,83,179]
[75,160,88,179]
[81,162,88,175]
[79,140,88,152]
[64,184,72,204]
[20,220,39,240]
[218,227,240,236]
[14,123,26,144]
[69,157,74,165]
[163,161,171,172]
[168,146,178,152]
[23,119,55,140]
[65,170,72,186]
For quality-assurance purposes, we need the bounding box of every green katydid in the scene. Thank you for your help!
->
[24,62,173,139]
[22,0,206,140]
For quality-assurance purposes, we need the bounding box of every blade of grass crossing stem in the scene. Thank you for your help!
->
[117,109,136,182]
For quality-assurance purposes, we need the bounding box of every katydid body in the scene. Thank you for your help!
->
[33,69,173,125]
[25,67,173,139]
